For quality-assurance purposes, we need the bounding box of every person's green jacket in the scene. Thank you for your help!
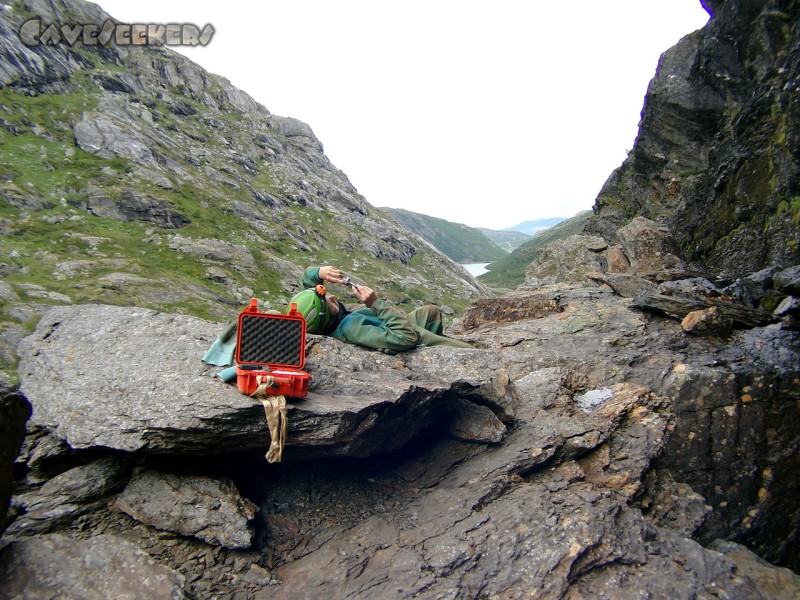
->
[300,267,472,352]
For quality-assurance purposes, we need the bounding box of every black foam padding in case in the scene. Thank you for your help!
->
[238,315,304,366]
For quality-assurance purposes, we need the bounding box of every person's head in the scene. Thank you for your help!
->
[289,288,346,334]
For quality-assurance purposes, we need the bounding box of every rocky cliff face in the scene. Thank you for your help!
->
[586,0,799,278]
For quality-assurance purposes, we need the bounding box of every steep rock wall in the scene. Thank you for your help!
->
[586,0,800,278]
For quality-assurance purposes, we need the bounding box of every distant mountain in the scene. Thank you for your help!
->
[477,228,531,252]
[479,211,593,288]
[504,217,567,235]
[382,208,508,263]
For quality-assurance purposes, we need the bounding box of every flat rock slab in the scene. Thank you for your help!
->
[17,305,499,459]
[18,305,256,454]
[0,533,186,599]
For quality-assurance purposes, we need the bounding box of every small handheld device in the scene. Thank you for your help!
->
[342,276,357,289]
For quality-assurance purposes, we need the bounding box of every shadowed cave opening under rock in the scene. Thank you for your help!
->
[106,412,489,568]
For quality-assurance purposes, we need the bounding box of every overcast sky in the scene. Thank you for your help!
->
[93,1,710,230]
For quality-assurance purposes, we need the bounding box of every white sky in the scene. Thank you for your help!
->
[92,1,710,230]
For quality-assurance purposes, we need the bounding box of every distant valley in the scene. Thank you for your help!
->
[476,228,531,253]
[382,207,592,288]
[381,208,517,263]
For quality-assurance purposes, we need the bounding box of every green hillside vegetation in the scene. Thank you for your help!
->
[382,208,508,263]
[0,21,487,386]
[502,217,567,236]
[0,87,364,319]
[0,74,474,313]
[478,211,593,288]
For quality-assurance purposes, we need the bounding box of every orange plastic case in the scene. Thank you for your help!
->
[235,298,311,398]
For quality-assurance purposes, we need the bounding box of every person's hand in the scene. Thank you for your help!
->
[353,285,377,307]
[318,266,345,284]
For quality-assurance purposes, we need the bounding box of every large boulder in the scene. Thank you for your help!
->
[16,303,499,460]
[616,216,686,274]
[114,470,258,549]
[524,234,608,286]
[525,219,697,292]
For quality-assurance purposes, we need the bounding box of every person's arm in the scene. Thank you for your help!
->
[300,266,346,288]
[300,266,322,288]
[341,285,419,351]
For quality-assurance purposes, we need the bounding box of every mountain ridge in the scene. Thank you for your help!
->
[381,207,510,263]
[584,0,800,276]
[477,227,531,252]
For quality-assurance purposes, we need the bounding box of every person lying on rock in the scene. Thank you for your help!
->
[290,265,473,352]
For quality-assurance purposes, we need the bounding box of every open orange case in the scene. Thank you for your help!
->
[235,298,311,398]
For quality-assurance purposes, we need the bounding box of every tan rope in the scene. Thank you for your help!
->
[250,375,288,463]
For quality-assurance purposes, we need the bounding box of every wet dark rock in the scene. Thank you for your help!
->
[709,540,800,600]
[639,470,712,537]
[0,393,30,536]
[724,266,790,311]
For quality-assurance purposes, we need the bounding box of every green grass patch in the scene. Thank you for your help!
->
[0,88,97,135]
[0,133,131,199]
[252,169,280,196]
[679,167,706,178]
[776,196,800,225]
